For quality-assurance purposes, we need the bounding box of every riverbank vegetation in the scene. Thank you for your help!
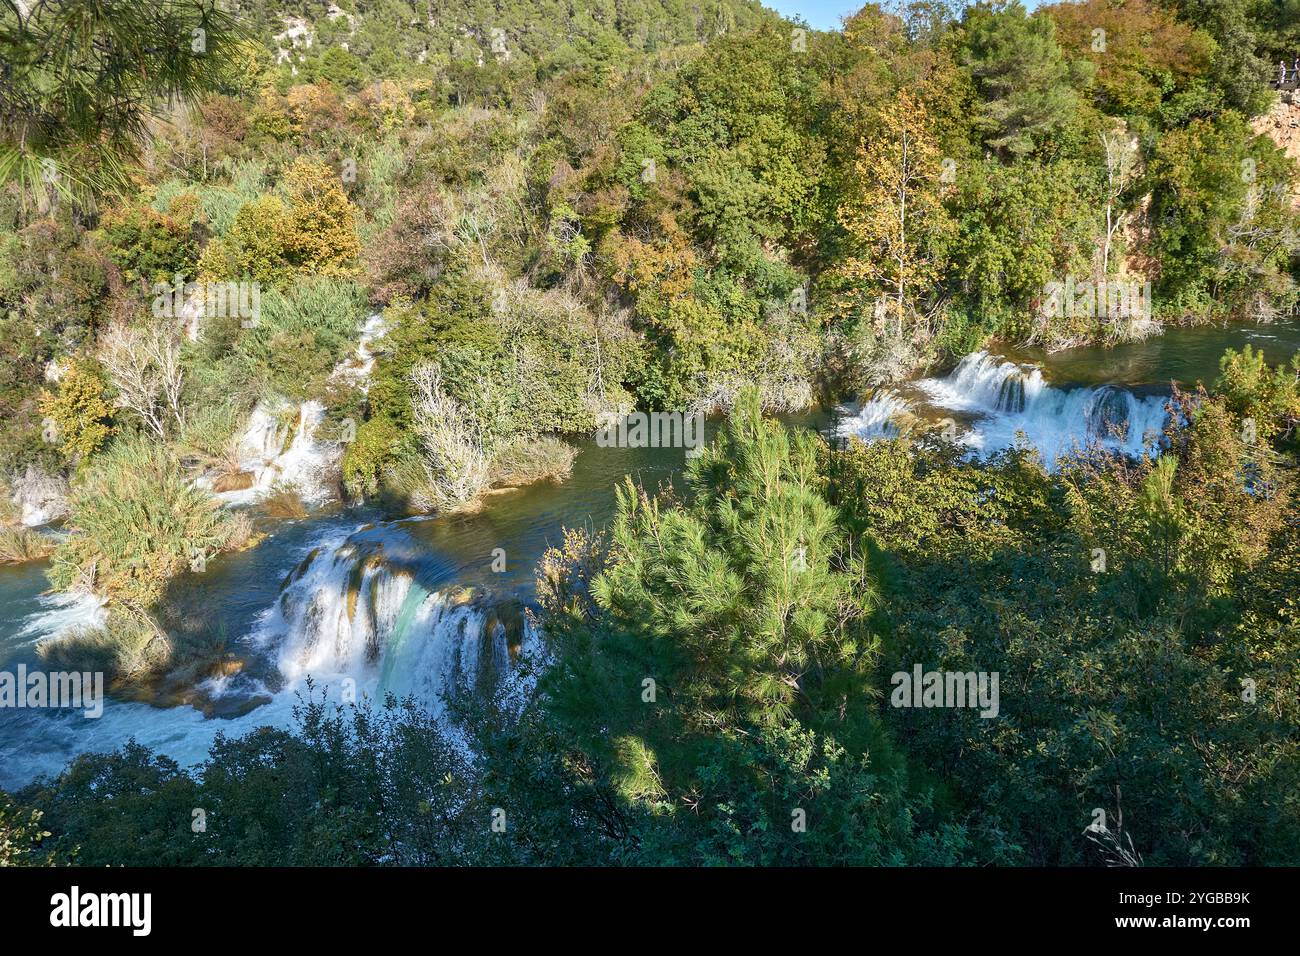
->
[43,439,254,682]
[5,0,1298,519]
[7,350,1298,866]
[1,0,1299,865]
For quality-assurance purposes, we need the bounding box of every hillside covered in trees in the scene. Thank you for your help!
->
[0,0,1297,868]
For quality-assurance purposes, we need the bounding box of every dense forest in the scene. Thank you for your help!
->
[0,0,1298,867]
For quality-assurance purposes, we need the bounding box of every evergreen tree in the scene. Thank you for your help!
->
[958,0,1094,159]
[534,390,975,864]
[0,0,241,205]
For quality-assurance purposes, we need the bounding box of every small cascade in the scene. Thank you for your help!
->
[1084,385,1132,441]
[996,373,1026,414]
[916,352,1047,414]
[20,590,107,646]
[204,313,387,507]
[0,521,539,790]
[838,350,1170,468]
[331,312,388,393]
[835,390,912,442]
[213,399,335,505]
[375,594,509,718]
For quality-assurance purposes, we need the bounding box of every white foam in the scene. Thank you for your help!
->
[215,399,337,506]
[207,313,387,508]
[835,391,911,442]
[839,350,1170,468]
[18,590,107,647]
[0,523,536,788]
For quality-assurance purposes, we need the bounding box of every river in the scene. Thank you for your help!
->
[2,317,1297,790]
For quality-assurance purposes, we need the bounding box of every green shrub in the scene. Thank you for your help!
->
[235,277,365,401]
[99,204,197,285]
[0,794,50,866]
[48,438,251,609]
[1213,346,1300,448]
[490,435,578,488]
[342,415,403,498]
[176,400,246,465]
[151,160,267,237]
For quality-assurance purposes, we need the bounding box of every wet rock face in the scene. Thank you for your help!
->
[8,466,70,527]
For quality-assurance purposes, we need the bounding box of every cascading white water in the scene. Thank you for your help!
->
[836,390,912,441]
[258,533,528,721]
[205,312,388,507]
[0,523,539,789]
[331,313,388,393]
[839,350,1171,467]
[21,590,107,646]
[918,351,1048,415]
[213,399,335,505]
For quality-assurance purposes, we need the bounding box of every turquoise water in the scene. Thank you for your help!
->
[0,435,695,788]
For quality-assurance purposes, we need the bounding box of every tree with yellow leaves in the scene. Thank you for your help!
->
[282,159,362,276]
[38,359,113,466]
[836,89,952,340]
[199,158,361,284]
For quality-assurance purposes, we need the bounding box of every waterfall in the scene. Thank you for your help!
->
[839,350,1170,468]
[207,399,335,505]
[206,312,388,507]
[0,522,538,790]
[996,373,1026,414]
[916,352,1049,415]
[260,531,529,719]
[835,390,912,442]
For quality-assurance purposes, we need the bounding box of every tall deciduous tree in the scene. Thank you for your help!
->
[1149,111,1297,313]
[836,88,952,338]
[1100,125,1139,276]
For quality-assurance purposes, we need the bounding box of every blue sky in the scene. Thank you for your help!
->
[763,0,1044,32]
